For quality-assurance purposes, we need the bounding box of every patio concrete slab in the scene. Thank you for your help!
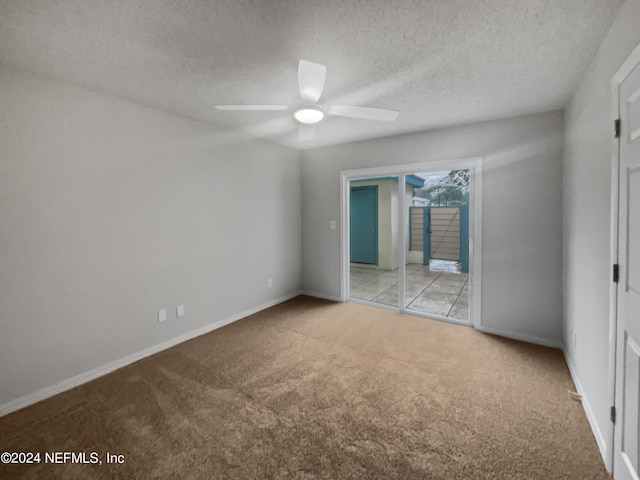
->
[350,263,469,321]
[449,301,469,320]
[349,287,380,302]
[372,289,399,307]
[426,282,464,295]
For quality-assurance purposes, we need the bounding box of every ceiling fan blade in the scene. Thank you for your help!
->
[299,123,316,141]
[215,105,288,111]
[298,60,326,102]
[327,105,399,122]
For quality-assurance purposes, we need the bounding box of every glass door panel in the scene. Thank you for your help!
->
[349,177,399,308]
[404,170,470,322]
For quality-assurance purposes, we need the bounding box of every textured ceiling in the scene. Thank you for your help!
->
[0,0,625,149]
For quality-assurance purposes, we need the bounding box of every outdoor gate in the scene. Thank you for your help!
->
[409,205,469,273]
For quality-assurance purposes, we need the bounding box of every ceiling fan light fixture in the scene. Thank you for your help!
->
[293,105,325,124]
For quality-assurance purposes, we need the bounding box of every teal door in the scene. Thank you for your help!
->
[350,186,378,264]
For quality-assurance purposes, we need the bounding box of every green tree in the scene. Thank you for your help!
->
[414,170,469,206]
[446,170,469,193]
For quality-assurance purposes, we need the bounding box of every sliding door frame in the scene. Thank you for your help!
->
[340,157,483,328]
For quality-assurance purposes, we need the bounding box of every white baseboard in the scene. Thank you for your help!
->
[300,290,343,302]
[475,325,563,349]
[562,349,609,466]
[0,291,301,417]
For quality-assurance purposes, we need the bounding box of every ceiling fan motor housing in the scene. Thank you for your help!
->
[293,103,326,124]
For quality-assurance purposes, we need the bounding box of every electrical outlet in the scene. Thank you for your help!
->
[268,278,273,288]
[158,309,167,323]
[176,305,185,317]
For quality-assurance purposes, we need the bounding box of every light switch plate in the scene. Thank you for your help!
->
[158,309,167,322]
[330,220,336,230]
[177,305,185,317]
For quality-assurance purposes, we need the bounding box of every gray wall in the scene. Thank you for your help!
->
[563,0,640,462]
[302,110,564,344]
[0,65,301,407]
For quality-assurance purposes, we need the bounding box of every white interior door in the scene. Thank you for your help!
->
[614,59,640,480]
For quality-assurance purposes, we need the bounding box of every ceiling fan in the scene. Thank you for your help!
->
[215,60,400,140]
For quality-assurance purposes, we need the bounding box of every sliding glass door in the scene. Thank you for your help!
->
[343,161,479,326]
[404,170,470,322]
[349,177,399,308]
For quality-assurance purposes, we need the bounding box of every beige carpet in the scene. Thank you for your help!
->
[0,296,609,479]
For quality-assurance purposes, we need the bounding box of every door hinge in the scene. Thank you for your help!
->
[611,405,616,424]
[613,264,620,283]
[615,118,621,139]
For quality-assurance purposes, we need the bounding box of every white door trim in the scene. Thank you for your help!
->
[340,157,483,328]
[609,39,640,475]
